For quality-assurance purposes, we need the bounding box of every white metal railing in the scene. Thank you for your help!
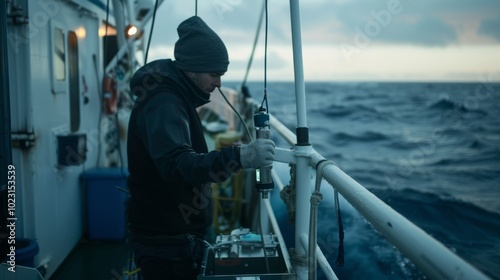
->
[267,108,490,280]
[219,72,490,279]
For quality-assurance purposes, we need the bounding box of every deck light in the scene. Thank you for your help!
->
[125,24,138,38]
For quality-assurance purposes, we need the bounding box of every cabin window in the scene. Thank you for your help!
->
[50,20,67,94]
[54,28,66,81]
[68,31,80,132]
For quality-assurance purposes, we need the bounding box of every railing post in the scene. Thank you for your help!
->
[289,0,314,279]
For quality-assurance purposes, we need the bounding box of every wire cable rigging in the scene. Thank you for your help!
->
[257,0,271,274]
[217,87,253,142]
[241,1,266,90]
[260,0,269,114]
[144,0,159,64]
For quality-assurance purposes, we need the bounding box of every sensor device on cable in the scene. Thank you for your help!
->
[254,107,274,199]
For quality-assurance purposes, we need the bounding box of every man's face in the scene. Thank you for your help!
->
[186,72,224,94]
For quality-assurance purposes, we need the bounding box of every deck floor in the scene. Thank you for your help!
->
[49,239,131,280]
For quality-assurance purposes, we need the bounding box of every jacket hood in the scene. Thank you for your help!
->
[129,59,210,108]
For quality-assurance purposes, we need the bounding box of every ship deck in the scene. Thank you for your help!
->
[49,239,131,280]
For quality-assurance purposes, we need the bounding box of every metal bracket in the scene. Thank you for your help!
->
[274,147,295,164]
[11,131,35,149]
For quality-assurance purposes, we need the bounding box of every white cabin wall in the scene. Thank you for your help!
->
[15,0,103,277]
[7,0,33,243]
[27,1,74,275]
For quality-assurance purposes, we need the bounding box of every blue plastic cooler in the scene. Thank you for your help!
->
[81,168,129,240]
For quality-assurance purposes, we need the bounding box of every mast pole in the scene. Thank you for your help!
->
[289,0,313,279]
[290,0,307,129]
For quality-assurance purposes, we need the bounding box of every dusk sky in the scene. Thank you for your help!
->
[144,0,500,82]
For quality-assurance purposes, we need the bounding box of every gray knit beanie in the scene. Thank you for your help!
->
[174,16,229,73]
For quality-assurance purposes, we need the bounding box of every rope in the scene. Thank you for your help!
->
[288,247,307,267]
[309,160,335,279]
[310,191,323,206]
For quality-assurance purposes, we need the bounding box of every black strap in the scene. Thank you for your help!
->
[335,205,345,267]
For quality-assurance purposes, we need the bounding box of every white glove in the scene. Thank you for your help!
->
[239,139,275,169]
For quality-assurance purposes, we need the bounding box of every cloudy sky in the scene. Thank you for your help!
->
[143,0,500,82]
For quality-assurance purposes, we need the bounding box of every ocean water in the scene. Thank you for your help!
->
[226,81,500,279]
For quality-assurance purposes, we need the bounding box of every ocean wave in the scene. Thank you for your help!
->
[384,140,423,151]
[369,188,500,279]
[313,104,352,118]
[428,98,467,111]
[469,139,487,149]
[311,103,393,122]
[246,81,500,279]
[334,131,389,143]
[348,168,392,188]
[427,97,489,116]
[426,149,499,168]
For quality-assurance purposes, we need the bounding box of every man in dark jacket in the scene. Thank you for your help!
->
[126,16,275,279]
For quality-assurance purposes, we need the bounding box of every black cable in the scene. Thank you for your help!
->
[104,0,109,73]
[242,1,265,89]
[256,4,270,272]
[144,0,159,64]
[257,198,271,273]
[128,249,134,279]
[335,191,345,267]
[260,0,269,114]
[217,87,253,141]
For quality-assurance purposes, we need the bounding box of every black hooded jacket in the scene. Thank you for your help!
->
[126,59,240,238]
